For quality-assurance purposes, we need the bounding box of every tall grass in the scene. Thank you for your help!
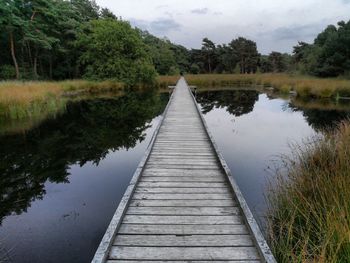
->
[157,74,350,99]
[2,74,349,121]
[155,75,179,90]
[290,97,350,111]
[266,121,350,262]
[0,80,124,120]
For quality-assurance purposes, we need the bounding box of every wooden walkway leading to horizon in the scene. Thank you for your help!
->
[92,77,276,263]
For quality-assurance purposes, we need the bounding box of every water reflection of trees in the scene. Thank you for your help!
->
[288,98,350,131]
[195,90,259,116]
[291,106,350,131]
[195,89,350,132]
[0,91,167,223]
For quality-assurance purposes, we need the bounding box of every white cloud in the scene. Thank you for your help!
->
[96,0,350,54]
[191,8,209,15]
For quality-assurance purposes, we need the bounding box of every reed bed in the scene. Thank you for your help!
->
[157,74,350,99]
[266,120,350,263]
[290,98,350,111]
[2,74,349,120]
[0,80,123,120]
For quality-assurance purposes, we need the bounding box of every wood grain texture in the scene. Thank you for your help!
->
[114,234,254,246]
[122,215,243,224]
[134,187,230,194]
[132,193,231,200]
[129,199,236,207]
[109,247,260,260]
[118,224,250,235]
[107,261,261,263]
[125,206,240,215]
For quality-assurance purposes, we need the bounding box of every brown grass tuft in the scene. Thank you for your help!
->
[266,121,350,262]
[0,80,124,120]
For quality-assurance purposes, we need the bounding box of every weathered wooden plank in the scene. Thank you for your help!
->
[118,224,249,235]
[140,176,225,182]
[114,234,253,247]
[152,150,212,155]
[160,125,201,127]
[143,168,221,173]
[154,140,210,144]
[159,127,202,130]
[142,168,223,175]
[145,163,218,168]
[123,215,242,225]
[158,134,207,140]
[148,154,216,158]
[133,193,231,200]
[148,154,214,158]
[146,160,218,166]
[126,206,240,215]
[137,182,228,188]
[159,130,204,133]
[135,187,230,194]
[151,146,211,150]
[150,151,214,155]
[107,261,261,263]
[145,165,219,170]
[154,138,209,141]
[109,247,260,260]
[152,147,213,151]
[151,154,217,162]
[142,173,224,178]
[129,199,236,207]
[154,142,210,145]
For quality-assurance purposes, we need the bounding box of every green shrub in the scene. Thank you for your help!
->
[0,65,16,80]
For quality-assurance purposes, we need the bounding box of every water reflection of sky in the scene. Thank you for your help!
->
[199,92,337,221]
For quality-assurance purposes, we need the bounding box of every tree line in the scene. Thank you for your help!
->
[1,0,349,84]
[293,21,350,77]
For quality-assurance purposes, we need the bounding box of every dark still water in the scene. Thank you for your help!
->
[0,91,168,263]
[195,89,350,220]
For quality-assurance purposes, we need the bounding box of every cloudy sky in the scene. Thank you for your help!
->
[96,0,350,54]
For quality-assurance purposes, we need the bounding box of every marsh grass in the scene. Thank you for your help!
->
[266,121,350,263]
[157,74,350,99]
[291,98,350,111]
[0,80,124,120]
[2,74,349,124]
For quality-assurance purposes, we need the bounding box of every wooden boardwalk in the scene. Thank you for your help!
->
[92,77,276,263]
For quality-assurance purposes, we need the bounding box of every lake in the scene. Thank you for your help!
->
[1,87,350,262]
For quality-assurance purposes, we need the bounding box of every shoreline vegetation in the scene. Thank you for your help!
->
[1,73,350,123]
[266,120,350,263]
[158,74,350,98]
[0,80,124,121]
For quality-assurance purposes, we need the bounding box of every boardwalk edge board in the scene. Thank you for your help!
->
[91,80,177,263]
[187,78,277,263]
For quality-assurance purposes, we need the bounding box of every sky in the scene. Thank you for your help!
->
[96,0,350,54]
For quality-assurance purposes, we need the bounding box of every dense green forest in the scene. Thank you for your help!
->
[1,0,350,84]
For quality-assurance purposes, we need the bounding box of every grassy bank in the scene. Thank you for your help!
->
[2,73,349,123]
[266,121,350,262]
[0,80,124,120]
[157,74,350,99]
